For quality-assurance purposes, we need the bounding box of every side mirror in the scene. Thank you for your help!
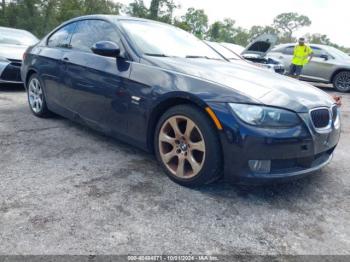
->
[91,41,120,58]
[320,54,329,60]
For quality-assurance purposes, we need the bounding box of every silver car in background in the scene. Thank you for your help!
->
[269,43,350,92]
[0,26,38,85]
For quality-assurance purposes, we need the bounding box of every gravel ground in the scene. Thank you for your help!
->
[0,83,349,255]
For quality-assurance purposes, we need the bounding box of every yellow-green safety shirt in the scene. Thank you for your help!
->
[292,45,313,66]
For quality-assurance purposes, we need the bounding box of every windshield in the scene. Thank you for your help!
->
[0,28,38,46]
[205,41,242,60]
[120,20,223,59]
[325,46,350,60]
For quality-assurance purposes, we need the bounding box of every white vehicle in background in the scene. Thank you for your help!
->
[0,26,38,85]
[220,34,285,74]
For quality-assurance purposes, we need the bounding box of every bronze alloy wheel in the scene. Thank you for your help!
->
[158,115,206,179]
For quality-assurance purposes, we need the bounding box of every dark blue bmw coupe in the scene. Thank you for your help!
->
[21,15,341,186]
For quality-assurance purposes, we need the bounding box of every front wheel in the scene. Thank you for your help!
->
[333,71,350,92]
[155,105,222,187]
[27,73,52,117]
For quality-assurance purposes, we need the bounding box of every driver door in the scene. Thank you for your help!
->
[60,19,132,134]
[302,46,337,82]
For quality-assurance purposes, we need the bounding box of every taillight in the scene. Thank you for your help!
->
[23,52,27,61]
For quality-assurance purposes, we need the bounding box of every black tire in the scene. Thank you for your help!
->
[154,104,223,187]
[27,73,52,118]
[333,71,350,92]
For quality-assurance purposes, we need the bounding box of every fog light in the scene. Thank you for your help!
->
[248,160,271,174]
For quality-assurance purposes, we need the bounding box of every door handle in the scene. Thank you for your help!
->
[62,57,69,62]
[279,56,284,59]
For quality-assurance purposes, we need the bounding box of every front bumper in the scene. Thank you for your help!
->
[0,60,23,84]
[209,103,341,184]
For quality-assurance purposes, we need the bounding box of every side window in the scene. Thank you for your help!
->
[271,46,285,53]
[310,46,326,57]
[70,20,122,53]
[283,46,295,55]
[47,23,76,48]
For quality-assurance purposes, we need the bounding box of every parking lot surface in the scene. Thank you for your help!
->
[0,84,349,255]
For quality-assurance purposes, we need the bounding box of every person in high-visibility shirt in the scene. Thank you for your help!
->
[289,37,313,78]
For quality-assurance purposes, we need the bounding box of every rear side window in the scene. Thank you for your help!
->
[48,23,76,48]
[310,46,326,57]
[271,46,285,53]
[70,20,121,53]
[283,46,295,55]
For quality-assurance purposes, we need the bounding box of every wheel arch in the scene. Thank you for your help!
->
[330,68,350,83]
[146,93,222,153]
[24,69,38,89]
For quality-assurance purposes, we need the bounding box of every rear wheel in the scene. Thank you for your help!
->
[333,71,350,92]
[27,73,52,117]
[155,105,222,187]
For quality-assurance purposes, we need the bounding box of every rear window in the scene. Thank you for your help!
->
[283,46,295,55]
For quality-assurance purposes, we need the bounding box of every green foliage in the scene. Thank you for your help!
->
[173,19,191,32]
[0,0,121,37]
[125,0,148,19]
[273,12,311,42]
[126,0,177,24]
[179,7,208,39]
[0,1,348,52]
[207,18,236,43]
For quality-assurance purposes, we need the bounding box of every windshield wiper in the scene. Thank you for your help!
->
[186,55,209,59]
[144,53,170,57]
[186,55,222,60]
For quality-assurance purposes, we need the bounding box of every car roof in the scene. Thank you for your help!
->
[274,43,331,49]
[0,26,32,34]
[63,14,163,25]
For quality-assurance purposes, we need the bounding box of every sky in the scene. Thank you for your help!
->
[114,0,349,47]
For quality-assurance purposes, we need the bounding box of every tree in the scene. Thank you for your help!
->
[148,0,177,23]
[0,0,123,37]
[1,0,5,14]
[207,18,237,43]
[232,27,249,46]
[303,33,331,45]
[149,0,160,19]
[273,12,311,42]
[127,0,177,23]
[83,0,121,15]
[126,0,148,18]
[179,7,208,39]
[248,25,278,42]
[56,0,84,24]
[173,18,191,32]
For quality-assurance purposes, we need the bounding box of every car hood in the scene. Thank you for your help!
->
[143,56,334,112]
[0,44,28,60]
[241,34,278,58]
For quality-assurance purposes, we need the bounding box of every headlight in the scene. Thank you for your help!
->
[229,103,300,127]
[0,56,9,63]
